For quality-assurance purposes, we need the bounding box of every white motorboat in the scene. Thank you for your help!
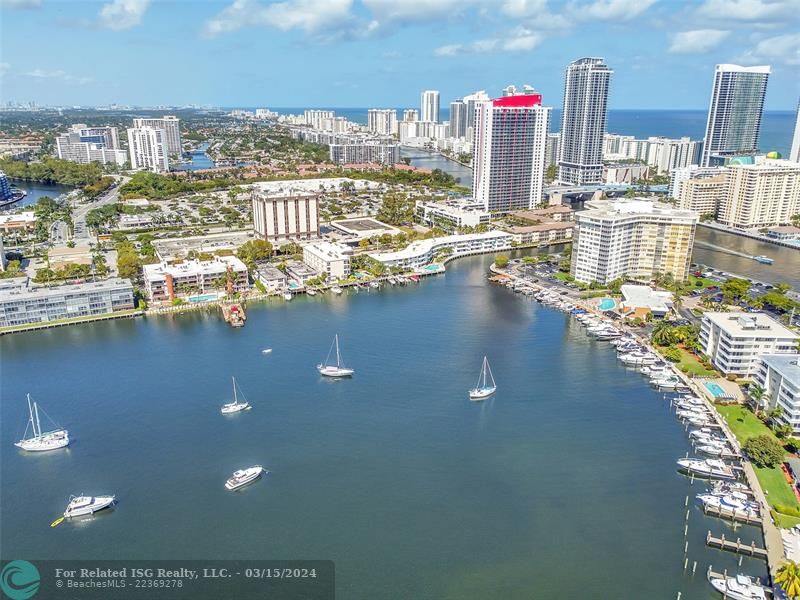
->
[696,443,731,457]
[317,334,354,377]
[711,480,751,495]
[708,573,767,600]
[677,458,735,480]
[697,491,759,518]
[653,376,683,390]
[225,465,265,490]
[283,292,293,301]
[686,415,714,427]
[469,356,497,401]
[15,394,69,452]
[619,352,657,366]
[221,377,251,414]
[64,495,116,518]
[306,289,317,296]
[261,348,272,354]
[331,286,343,295]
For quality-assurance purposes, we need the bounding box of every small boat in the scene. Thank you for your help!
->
[317,334,354,377]
[331,286,343,295]
[752,255,773,265]
[283,292,293,301]
[225,465,265,491]
[307,289,317,296]
[469,356,497,401]
[15,394,69,452]
[677,458,735,480]
[64,495,116,518]
[369,281,380,289]
[697,491,759,517]
[708,573,768,600]
[696,443,730,457]
[261,348,272,354]
[221,376,251,414]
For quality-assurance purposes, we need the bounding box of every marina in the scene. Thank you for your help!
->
[0,253,770,598]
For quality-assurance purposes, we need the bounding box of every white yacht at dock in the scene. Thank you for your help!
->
[677,458,735,480]
[708,573,767,600]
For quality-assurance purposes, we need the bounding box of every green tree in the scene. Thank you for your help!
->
[237,239,273,270]
[662,346,682,362]
[495,254,510,269]
[721,277,750,303]
[743,434,785,468]
[749,382,766,416]
[776,561,800,599]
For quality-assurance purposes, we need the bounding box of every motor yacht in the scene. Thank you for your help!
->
[708,573,767,600]
[64,495,116,518]
[225,466,265,491]
[677,458,735,480]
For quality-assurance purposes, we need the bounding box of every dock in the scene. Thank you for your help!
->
[707,566,773,598]
[706,530,768,559]
[221,302,246,327]
[702,503,761,526]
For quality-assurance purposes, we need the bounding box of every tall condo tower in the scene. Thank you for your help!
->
[790,98,800,163]
[420,90,440,123]
[557,57,612,186]
[701,64,770,166]
[449,100,467,139]
[472,87,551,213]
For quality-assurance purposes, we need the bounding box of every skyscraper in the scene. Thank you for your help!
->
[449,100,467,139]
[367,109,398,135]
[403,109,419,122]
[127,127,169,173]
[420,90,440,123]
[790,98,800,163]
[700,64,770,166]
[557,57,612,186]
[132,116,182,156]
[472,88,551,213]
[462,90,490,139]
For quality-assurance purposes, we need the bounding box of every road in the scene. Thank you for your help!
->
[49,175,129,246]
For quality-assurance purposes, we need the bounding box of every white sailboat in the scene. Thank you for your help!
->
[15,394,69,452]
[317,334,354,377]
[469,356,496,401]
[221,377,251,414]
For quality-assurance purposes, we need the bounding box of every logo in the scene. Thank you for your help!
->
[0,561,40,600]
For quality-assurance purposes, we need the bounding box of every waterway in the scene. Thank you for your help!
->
[0,254,765,599]
[172,142,217,171]
[401,147,473,188]
[4,179,74,210]
[693,226,800,289]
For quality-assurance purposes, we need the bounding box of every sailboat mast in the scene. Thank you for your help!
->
[26,394,36,438]
[232,376,237,403]
[335,335,341,368]
[34,401,42,438]
[482,357,487,389]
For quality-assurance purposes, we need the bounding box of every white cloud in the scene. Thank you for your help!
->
[98,0,151,31]
[669,29,731,53]
[25,69,93,85]
[737,32,800,64]
[204,0,354,37]
[434,29,543,56]
[0,0,41,7]
[696,0,800,22]
[569,0,658,21]
[362,0,473,23]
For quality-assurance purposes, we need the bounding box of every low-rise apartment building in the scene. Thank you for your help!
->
[754,354,800,434]
[700,312,799,377]
[143,256,248,302]
[369,231,513,270]
[414,199,491,232]
[303,242,351,279]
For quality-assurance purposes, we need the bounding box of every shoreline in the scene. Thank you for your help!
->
[699,222,800,252]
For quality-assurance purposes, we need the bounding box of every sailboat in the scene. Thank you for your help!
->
[15,394,69,451]
[317,334,354,377]
[469,356,496,401]
[221,377,251,414]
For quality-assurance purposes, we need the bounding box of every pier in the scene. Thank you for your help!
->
[706,531,768,559]
[701,503,761,526]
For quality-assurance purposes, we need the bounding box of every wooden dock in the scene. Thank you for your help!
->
[706,566,773,598]
[706,531,768,559]
[702,503,761,526]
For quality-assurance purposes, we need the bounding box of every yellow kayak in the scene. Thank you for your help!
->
[50,516,64,528]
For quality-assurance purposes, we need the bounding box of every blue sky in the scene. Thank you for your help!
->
[1,0,798,109]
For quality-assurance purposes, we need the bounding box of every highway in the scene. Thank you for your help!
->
[50,175,129,246]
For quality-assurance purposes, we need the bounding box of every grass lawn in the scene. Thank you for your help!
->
[553,271,572,283]
[714,403,800,523]
[773,511,800,529]
[655,345,717,377]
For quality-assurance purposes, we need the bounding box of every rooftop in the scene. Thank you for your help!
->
[0,277,132,301]
[581,198,699,221]
[703,311,799,339]
[0,211,35,225]
[249,177,382,199]
[620,284,672,313]
[143,256,247,280]
[503,221,575,233]
[759,354,800,386]
[152,231,256,262]
[304,241,352,259]
[370,231,511,262]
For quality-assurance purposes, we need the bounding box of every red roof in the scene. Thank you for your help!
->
[492,94,542,107]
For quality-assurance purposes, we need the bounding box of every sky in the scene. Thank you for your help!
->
[1,0,798,110]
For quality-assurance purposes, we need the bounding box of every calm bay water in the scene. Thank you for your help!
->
[0,254,765,598]
[4,179,73,210]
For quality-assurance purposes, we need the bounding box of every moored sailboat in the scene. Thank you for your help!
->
[15,394,69,452]
[469,356,496,401]
[317,334,354,377]
[221,377,251,414]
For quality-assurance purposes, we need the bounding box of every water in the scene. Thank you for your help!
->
[400,148,473,188]
[4,179,74,210]
[0,254,765,598]
[173,142,216,172]
[693,226,800,288]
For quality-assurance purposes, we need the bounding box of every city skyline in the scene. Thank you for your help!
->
[1,0,799,109]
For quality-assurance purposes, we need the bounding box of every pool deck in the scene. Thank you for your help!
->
[698,377,744,402]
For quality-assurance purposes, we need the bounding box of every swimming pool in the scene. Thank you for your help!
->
[704,382,727,398]
[188,293,219,303]
[288,281,301,289]
[423,264,445,273]
[599,298,615,311]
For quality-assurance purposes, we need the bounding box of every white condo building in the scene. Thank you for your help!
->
[700,312,798,376]
[56,125,127,165]
[669,165,727,198]
[701,64,770,166]
[304,110,335,130]
[251,184,320,242]
[303,242,352,280]
[791,98,800,163]
[132,116,182,156]
[449,100,467,139]
[472,89,550,213]
[558,57,612,185]
[718,160,800,229]
[420,90,440,123]
[143,256,249,302]
[570,199,698,284]
[369,231,512,270]
[367,109,397,136]
[676,172,728,216]
[329,142,400,165]
[403,109,419,122]
[127,127,169,173]
[754,354,800,434]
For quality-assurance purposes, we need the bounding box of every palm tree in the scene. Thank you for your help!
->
[651,321,674,347]
[749,382,766,417]
[776,561,800,599]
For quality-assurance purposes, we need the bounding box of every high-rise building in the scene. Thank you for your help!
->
[472,88,551,213]
[127,127,169,173]
[700,64,770,166]
[545,133,560,168]
[329,142,400,165]
[367,109,397,136]
[790,98,800,163]
[251,185,320,242]
[132,116,182,156]
[403,109,419,122]
[676,173,728,216]
[303,110,335,130]
[449,100,467,139]
[558,57,612,185]
[570,199,698,284]
[462,90,490,137]
[0,171,13,201]
[56,125,127,165]
[669,165,726,198]
[420,90,440,123]
[718,160,800,229]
